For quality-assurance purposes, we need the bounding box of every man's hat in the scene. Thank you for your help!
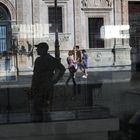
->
[35,42,49,50]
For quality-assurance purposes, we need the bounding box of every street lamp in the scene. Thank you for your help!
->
[54,0,60,61]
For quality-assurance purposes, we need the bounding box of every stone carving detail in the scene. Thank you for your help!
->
[94,0,101,7]
[105,0,112,7]
[45,33,70,43]
[81,0,112,8]
[95,52,102,62]
[81,0,88,7]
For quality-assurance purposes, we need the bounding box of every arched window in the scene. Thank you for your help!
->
[0,3,11,54]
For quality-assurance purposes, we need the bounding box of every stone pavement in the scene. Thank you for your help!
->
[0,70,133,87]
[0,70,140,140]
[0,70,140,123]
[0,70,139,114]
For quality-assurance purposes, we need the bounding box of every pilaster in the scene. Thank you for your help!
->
[74,0,81,46]
[16,0,23,24]
[33,0,40,24]
[121,0,129,46]
[114,0,122,46]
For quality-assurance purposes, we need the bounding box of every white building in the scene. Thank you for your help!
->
[0,0,140,77]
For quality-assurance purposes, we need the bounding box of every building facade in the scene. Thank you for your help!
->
[0,0,140,78]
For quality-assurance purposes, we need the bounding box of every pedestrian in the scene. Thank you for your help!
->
[27,41,32,52]
[30,42,65,122]
[81,49,88,78]
[27,41,33,57]
[72,45,82,71]
[66,50,76,85]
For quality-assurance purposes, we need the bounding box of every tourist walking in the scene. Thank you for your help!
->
[66,50,77,85]
[73,45,82,71]
[81,49,88,78]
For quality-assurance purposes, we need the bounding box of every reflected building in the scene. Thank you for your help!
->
[0,0,140,78]
[2,1,140,139]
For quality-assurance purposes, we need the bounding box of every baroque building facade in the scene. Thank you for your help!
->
[0,0,140,78]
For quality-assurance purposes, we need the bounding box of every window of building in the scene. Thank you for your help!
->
[48,7,63,33]
[88,18,104,48]
[0,5,11,53]
[0,26,7,53]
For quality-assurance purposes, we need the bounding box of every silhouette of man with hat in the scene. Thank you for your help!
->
[30,42,65,122]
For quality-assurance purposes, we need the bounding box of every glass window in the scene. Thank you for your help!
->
[48,7,63,33]
[88,18,104,48]
[0,26,7,53]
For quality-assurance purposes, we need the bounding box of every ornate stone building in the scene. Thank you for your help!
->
[0,0,140,78]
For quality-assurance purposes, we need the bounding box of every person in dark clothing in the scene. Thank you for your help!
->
[30,42,65,122]
[27,41,32,52]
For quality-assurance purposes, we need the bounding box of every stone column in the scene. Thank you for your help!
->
[114,0,129,47]
[114,0,122,47]
[16,0,23,24]
[121,0,129,47]
[113,0,131,67]
[74,0,81,46]
[33,0,40,24]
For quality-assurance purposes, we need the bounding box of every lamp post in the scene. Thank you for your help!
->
[42,0,60,60]
[54,0,60,61]
[112,0,116,65]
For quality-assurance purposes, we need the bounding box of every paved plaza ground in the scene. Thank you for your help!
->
[0,70,140,139]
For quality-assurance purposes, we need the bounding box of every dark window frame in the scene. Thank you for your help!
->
[88,18,104,48]
[0,4,11,53]
[48,6,63,33]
